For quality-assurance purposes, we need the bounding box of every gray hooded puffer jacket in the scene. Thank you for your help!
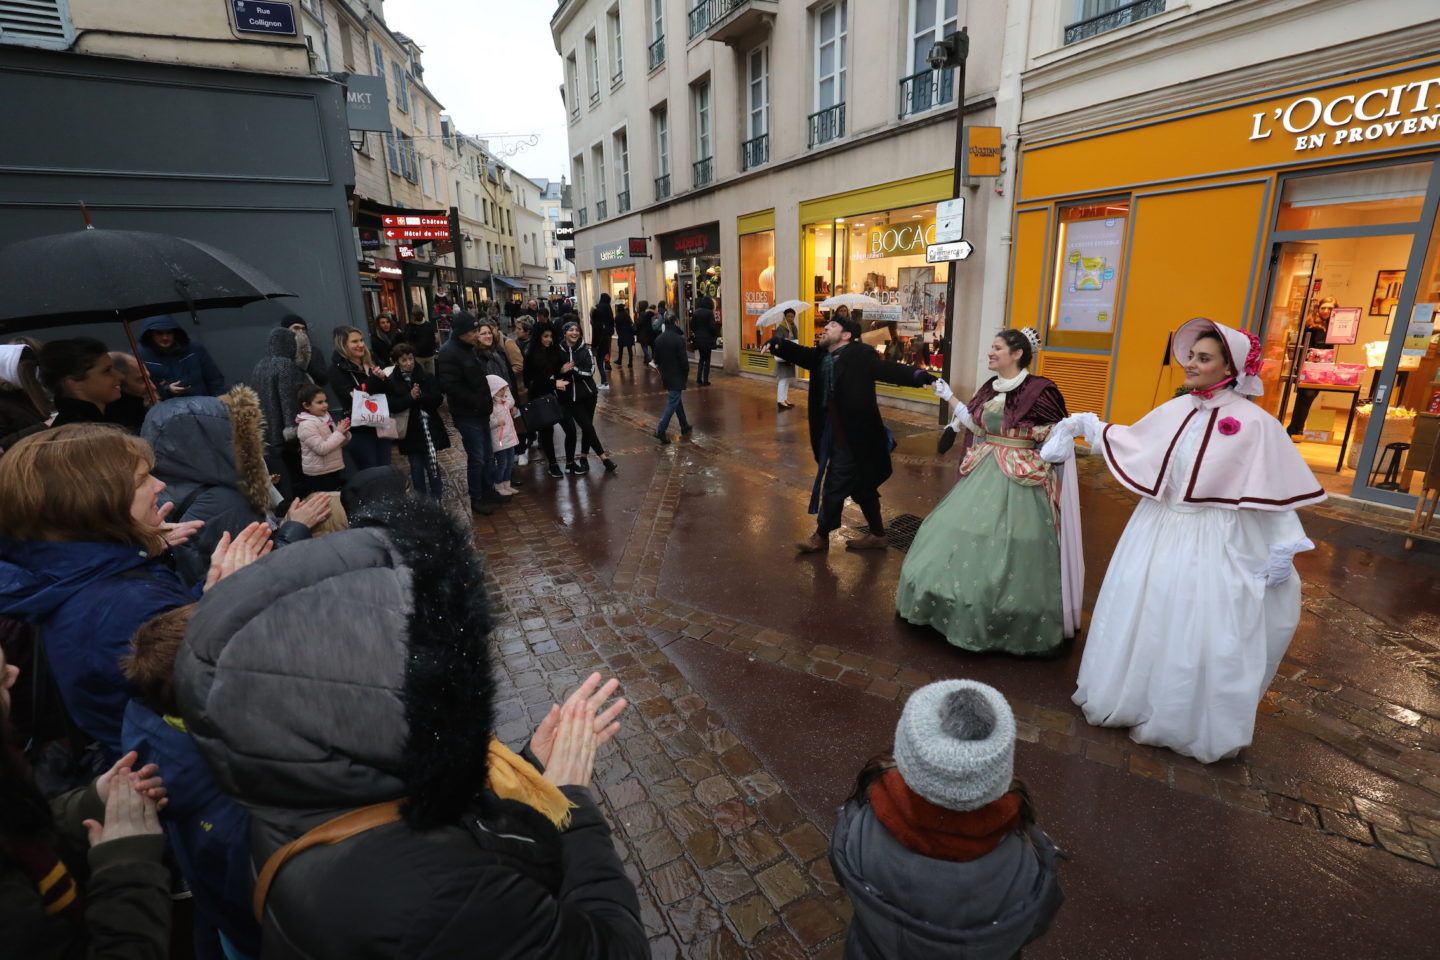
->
[248,327,307,454]
[174,496,648,959]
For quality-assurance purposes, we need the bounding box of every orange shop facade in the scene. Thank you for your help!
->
[1009,56,1440,508]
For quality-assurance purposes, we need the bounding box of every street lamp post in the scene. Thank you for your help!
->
[929,27,969,424]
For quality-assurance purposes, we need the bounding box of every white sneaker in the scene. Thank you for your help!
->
[517,452,529,466]
[599,383,610,391]
[497,482,516,495]
[648,361,658,370]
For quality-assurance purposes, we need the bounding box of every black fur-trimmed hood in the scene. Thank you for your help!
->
[175,495,494,833]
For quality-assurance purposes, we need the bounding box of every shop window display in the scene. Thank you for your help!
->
[803,201,948,382]
[740,230,775,348]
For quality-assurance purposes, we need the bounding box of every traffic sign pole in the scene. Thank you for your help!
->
[938,27,969,425]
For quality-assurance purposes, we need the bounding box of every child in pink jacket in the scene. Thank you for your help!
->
[295,384,350,493]
[488,375,521,496]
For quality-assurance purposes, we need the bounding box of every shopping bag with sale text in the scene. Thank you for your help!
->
[350,389,392,430]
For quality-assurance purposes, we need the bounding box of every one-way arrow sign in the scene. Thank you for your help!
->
[926,240,974,263]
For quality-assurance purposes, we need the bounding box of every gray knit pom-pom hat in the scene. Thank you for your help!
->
[893,680,1016,812]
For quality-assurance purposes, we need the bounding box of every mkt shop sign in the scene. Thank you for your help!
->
[1252,75,1440,152]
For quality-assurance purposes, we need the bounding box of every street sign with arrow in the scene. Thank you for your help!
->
[926,240,974,263]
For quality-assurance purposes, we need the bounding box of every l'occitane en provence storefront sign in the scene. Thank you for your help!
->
[1020,58,1440,202]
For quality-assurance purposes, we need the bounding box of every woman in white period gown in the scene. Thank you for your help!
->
[1044,318,1326,763]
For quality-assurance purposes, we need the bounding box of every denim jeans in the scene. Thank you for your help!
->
[696,349,713,383]
[491,447,517,485]
[657,389,690,435]
[347,428,392,471]
[453,417,495,503]
[407,453,443,500]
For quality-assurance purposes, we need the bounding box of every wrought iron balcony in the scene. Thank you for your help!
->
[693,156,714,187]
[595,200,607,221]
[588,89,600,108]
[577,207,589,227]
[617,190,631,213]
[611,68,624,87]
[648,35,665,70]
[1064,0,1165,45]
[655,174,672,200]
[686,0,778,45]
[808,103,845,148]
[741,133,768,171]
[898,68,953,119]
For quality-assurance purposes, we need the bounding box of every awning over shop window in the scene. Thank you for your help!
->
[493,276,526,289]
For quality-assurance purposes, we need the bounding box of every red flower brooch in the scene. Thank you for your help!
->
[1217,416,1241,436]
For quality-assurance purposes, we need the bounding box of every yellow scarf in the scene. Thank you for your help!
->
[487,738,574,830]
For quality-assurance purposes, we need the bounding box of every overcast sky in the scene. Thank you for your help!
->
[383,0,569,183]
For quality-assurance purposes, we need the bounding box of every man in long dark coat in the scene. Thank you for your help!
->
[771,315,936,553]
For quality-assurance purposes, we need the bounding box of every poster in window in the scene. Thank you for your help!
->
[1369,269,1404,316]
[1325,306,1361,345]
[1052,216,1124,333]
[897,266,933,337]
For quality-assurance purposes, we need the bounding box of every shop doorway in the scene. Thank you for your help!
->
[1257,159,1440,504]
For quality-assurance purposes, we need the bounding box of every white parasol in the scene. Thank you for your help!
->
[817,293,883,311]
[755,299,812,329]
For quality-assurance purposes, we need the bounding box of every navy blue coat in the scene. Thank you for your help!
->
[122,701,261,957]
[138,315,225,398]
[0,539,198,757]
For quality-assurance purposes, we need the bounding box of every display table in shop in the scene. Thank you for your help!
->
[1296,381,1362,471]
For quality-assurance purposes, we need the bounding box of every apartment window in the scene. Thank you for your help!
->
[371,40,383,73]
[608,8,624,84]
[615,129,631,212]
[1065,0,1166,44]
[585,32,600,107]
[811,1,848,146]
[743,46,770,170]
[566,54,581,118]
[390,129,418,183]
[339,19,356,69]
[648,0,666,69]
[391,61,410,112]
[901,0,957,117]
[593,144,608,219]
[693,80,711,163]
[653,104,670,199]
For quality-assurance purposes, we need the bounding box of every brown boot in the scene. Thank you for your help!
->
[845,533,888,551]
[795,532,829,553]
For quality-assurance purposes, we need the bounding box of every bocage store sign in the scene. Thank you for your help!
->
[1251,73,1440,153]
[864,220,938,259]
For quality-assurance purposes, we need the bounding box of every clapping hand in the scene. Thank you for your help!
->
[156,501,204,548]
[285,492,334,530]
[203,522,274,592]
[533,673,627,789]
[96,750,168,808]
[84,776,162,848]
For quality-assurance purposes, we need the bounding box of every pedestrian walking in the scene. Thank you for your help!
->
[652,310,692,443]
[773,307,798,411]
[590,292,615,389]
[392,343,450,502]
[136,314,225,398]
[328,325,397,472]
[405,304,439,374]
[636,300,658,368]
[524,321,579,478]
[690,295,719,385]
[558,320,617,473]
[829,680,1063,960]
[615,302,636,369]
[771,314,936,553]
[1051,317,1325,762]
[250,325,308,498]
[488,374,521,495]
[370,312,406,368]
[295,383,350,495]
[437,311,506,514]
[174,495,647,959]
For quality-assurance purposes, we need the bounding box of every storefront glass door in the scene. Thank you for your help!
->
[1259,158,1438,504]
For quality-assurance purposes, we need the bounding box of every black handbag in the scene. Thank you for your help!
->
[519,393,562,430]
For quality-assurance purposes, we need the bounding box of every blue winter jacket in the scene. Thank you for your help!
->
[138,315,225,398]
[0,538,198,757]
[122,700,261,958]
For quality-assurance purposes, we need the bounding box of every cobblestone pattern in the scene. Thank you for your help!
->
[476,498,854,958]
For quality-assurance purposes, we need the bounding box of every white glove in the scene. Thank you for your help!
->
[949,403,978,434]
[1263,538,1314,587]
[1039,421,1075,464]
[1063,412,1103,446]
[934,379,955,403]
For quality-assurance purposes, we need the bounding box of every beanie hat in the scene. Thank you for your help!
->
[450,310,480,338]
[280,313,307,330]
[561,320,581,336]
[893,680,1015,812]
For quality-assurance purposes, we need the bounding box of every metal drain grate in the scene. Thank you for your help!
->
[886,513,924,552]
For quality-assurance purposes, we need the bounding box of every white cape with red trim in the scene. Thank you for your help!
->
[1101,391,1326,512]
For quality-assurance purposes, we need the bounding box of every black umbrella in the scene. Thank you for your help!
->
[0,227,295,332]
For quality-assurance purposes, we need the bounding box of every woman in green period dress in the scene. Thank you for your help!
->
[896,328,1081,656]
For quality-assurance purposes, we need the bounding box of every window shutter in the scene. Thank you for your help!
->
[386,130,400,172]
[0,0,74,50]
